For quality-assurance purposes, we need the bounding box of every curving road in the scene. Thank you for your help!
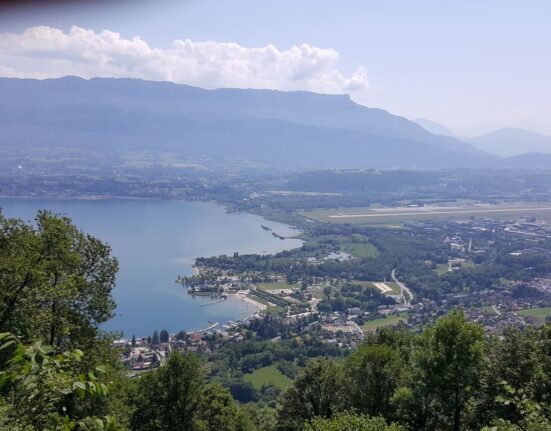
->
[391,269,413,306]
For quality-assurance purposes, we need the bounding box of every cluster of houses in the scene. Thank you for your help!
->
[116,216,551,373]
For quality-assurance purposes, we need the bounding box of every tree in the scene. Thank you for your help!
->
[474,326,551,428]
[401,310,484,431]
[304,412,405,431]
[243,405,278,431]
[277,358,342,431]
[229,379,256,403]
[194,383,254,431]
[343,344,403,418]
[131,335,136,347]
[130,351,204,431]
[151,330,160,346]
[0,211,118,350]
[0,332,119,430]
[176,330,188,341]
[160,329,169,343]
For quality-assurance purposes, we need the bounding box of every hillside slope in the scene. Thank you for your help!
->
[467,127,551,157]
[0,77,493,169]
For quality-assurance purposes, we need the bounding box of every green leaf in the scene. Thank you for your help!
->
[100,383,109,396]
[95,365,107,374]
[73,381,86,391]
[0,340,15,351]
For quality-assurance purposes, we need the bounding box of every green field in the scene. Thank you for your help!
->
[435,264,449,275]
[380,282,401,295]
[361,312,409,331]
[341,242,379,258]
[244,365,292,390]
[518,306,551,324]
[302,204,551,225]
[257,282,297,291]
[355,281,401,295]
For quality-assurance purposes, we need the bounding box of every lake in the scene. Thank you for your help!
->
[0,198,302,337]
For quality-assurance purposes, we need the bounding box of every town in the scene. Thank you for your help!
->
[116,214,551,378]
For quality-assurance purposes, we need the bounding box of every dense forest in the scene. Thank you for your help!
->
[1,210,550,430]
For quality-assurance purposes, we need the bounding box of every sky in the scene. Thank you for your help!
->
[1,0,550,136]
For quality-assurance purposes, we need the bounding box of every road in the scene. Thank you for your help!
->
[391,269,413,306]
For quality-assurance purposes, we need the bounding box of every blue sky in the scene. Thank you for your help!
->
[1,0,550,135]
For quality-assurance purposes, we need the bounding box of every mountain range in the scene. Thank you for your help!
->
[413,119,551,159]
[0,76,547,170]
[465,128,551,157]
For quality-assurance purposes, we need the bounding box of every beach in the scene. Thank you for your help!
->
[232,292,267,311]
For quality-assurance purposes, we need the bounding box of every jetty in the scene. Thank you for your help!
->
[188,321,219,334]
[200,297,227,307]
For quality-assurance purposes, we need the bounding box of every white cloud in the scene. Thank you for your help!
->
[0,26,368,94]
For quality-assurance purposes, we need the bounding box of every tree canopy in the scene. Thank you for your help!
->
[0,210,118,349]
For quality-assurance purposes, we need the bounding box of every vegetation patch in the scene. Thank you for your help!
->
[518,306,551,324]
[257,281,297,291]
[361,313,409,331]
[354,281,401,296]
[341,242,379,259]
[244,365,292,390]
[435,264,449,275]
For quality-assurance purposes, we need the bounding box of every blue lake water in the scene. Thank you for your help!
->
[0,198,302,337]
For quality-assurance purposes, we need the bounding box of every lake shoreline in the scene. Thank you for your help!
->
[1,196,302,336]
[0,194,305,240]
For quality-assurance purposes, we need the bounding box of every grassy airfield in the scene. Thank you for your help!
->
[302,203,551,225]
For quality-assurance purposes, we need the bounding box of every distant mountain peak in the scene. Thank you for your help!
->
[466,127,551,157]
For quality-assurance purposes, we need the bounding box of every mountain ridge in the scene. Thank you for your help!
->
[465,127,551,157]
[0,76,495,169]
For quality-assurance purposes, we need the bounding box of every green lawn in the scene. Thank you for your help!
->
[308,286,326,299]
[257,282,297,291]
[435,264,449,275]
[518,306,551,324]
[361,313,409,331]
[244,365,292,390]
[341,242,379,259]
[355,281,401,295]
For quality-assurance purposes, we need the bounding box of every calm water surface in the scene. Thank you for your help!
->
[0,198,302,337]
